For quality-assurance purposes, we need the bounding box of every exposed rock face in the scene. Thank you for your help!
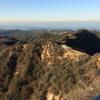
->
[62,46,86,62]
[0,31,100,100]
[41,42,55,63]
[46,90,62,100]
[41,41,88,66]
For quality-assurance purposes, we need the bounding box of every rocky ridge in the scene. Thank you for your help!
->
[0,30,100,100]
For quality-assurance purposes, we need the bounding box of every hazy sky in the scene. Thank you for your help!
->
[0,0,100,23]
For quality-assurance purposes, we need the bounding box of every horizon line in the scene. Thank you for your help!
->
[0,20,100,24]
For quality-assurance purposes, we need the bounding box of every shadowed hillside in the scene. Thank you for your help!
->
[63,30,100,55]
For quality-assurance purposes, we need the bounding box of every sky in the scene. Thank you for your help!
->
[0,0,100,23]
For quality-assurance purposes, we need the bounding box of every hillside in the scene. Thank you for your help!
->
[0,29,100,100]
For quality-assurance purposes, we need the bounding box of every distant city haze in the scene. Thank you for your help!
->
[0,0,100,23]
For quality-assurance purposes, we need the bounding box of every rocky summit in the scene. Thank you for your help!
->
[0,29,100,100]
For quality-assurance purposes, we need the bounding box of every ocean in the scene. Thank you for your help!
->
[0,22,100,30]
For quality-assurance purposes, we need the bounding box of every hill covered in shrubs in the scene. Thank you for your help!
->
[0,29,100,100]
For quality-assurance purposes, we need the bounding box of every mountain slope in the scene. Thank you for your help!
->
[0,30,100,100]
